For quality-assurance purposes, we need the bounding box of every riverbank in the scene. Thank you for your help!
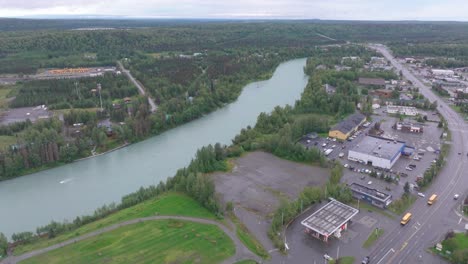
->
[0,58,309,238]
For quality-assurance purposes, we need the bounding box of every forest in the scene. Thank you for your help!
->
[10,73,138,109]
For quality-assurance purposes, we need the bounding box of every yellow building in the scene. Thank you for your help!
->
[328,113,366,140]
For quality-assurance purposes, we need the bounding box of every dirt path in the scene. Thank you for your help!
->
[1,216,260,264]
[117,61,158,112]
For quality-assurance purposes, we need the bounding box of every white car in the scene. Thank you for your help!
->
[367,181,372,185]
[323,254,333,261]
[454,194,460,200]
[405,166,413,171]
[417,192,425,198]
[344,163,349,168]
[322,143,327,147]
[332,145,336,148]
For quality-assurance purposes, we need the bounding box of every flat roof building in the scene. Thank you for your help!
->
[431,69,455,76]
[301,199,359,242]
[348,136,406,169]
[358,77,386,87]
[349,183,392,208]
[386,105,419,116]
[328,113,366,140]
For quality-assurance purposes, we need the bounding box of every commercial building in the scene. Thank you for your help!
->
[328,113,367,140]
[386,105,419,116]
[349,183,392,208]
[358,77,386,87]
[301,199,359,242]
[394,122,423,133]
[348,136,406,169]
[431,69,455,76]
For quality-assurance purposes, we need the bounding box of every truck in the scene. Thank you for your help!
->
[324,149,334,156]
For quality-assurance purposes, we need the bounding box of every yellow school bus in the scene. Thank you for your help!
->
[428,194,437,205]
[400,212,412,225]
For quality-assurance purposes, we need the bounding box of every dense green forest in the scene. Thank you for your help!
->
[3,19,468,74]
[391,43,468,67]
[11,73,137,109]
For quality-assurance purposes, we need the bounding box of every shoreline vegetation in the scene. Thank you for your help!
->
[3,44,373,256]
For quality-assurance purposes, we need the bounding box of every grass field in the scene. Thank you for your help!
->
[0,86,13,108]
[388,194,416,215]
[0,135,17,150]
[20,220,235,264]
[350,200,395,219]
[14,192,216,255]
[228,212,269,259]
[363,228,384,248]
[234,260,257,264]
[329,256,355,264]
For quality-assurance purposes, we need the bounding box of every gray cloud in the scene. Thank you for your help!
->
[0,0,468,20]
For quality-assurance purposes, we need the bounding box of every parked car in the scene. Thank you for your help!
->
[367,181,372,185]
[362,256,370,264]
[409,164,416,168]
[339,152,345,158]
[360,175,366,180]
[454,194,460,200]
[344,163,349,168]
[417,192,425,198]
[324,254,333,261]
[405,166,413,171]
[401,173,408,177]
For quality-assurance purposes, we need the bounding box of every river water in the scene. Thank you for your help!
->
[0,58,308,237]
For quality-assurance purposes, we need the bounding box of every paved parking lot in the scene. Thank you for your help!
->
[300,110,444,202]
[281,201,396,264]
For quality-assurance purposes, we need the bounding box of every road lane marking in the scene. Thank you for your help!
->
[400,242,408,250]
[459,217,462,224]
[376,248,395,264]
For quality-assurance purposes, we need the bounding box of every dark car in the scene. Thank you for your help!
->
[362,256,370,264]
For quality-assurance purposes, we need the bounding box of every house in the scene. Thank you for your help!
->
[328,113,367,140]
[358,77,386,87]
[324,84,336,94]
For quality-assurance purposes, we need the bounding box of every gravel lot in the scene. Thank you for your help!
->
[212,151,330,251]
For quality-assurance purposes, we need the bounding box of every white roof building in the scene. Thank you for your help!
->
[431,69,455,76]
[386,105,419,116]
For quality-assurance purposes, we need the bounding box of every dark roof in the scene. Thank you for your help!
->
[331,113,366,134]
[358,77,386,86]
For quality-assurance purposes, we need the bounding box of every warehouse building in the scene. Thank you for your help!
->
[348,136,406,169]
[328,113,367,140]
[349,183,392,208]
[301,199,359,242]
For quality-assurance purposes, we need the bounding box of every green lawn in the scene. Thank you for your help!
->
[388,194,416,215]
[0,135,17,150]
[14,192,216,255]
[228,212,269,259]
[234,260,257,264]
[329,256,355,264]
[363,228,384,248]
[350,200,395,219]
[0,86,14,108]
[20,220,235,264]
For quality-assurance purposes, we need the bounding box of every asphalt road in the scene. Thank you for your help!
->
[117,61,158,112]
[367,44,468,264]
[0,216,259,264]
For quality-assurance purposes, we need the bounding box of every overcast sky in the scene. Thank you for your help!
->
[1,0,468,21]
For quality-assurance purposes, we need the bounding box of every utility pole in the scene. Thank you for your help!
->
[336,246,340,260]
[97,83,103,112]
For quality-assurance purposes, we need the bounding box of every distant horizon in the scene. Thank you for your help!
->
[1,0,468,21]
[2,15,468,23]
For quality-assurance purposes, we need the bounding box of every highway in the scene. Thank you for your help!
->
[367,44,468,264]
[117,61,158,112]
